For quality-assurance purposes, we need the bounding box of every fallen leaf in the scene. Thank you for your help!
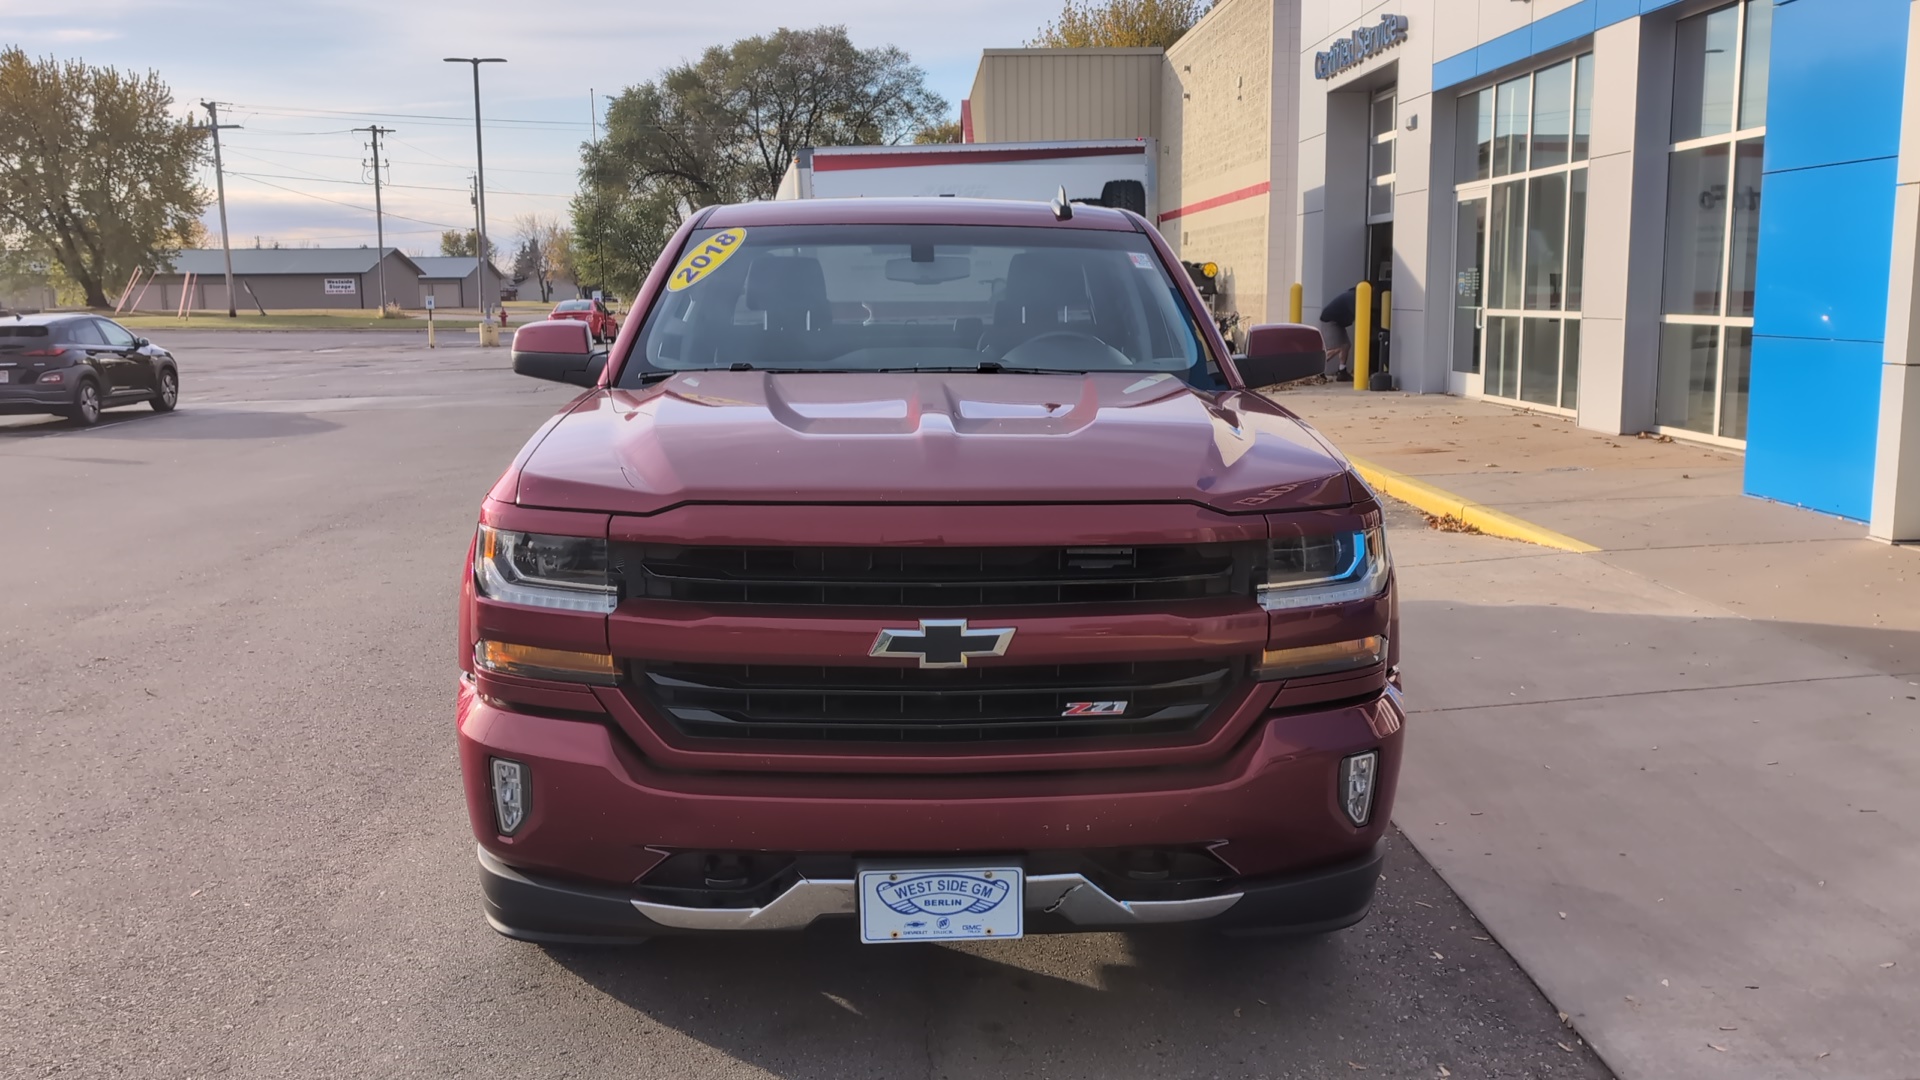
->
[1438,1067,1451,1078]
[1558,1012,1570,1026]
[1558,911,1567,919]
[1347,1063,1368,1072]
[1709,1044,1728,1053]
[1880,962,1896,969]
[1472,935,1491,942]
[1432,951,1445,960]
[1661,979,1670,987]
[1557,1041,1575,1053]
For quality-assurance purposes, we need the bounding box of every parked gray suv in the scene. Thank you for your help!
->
[0,314,179,426]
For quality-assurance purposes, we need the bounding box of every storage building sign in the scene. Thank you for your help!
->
[324,278,356,295]
[1315,14,1408,80]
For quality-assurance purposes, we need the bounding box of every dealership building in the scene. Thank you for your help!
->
[965,0,1920,542]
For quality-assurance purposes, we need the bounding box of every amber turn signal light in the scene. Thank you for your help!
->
[475,640,619,685]
[1254,636,1386,681]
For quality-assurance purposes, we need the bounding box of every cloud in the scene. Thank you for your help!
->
[39,28,124,43]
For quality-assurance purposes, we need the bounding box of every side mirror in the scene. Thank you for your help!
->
[134,337,150,348]
[511,319,607,387]
[1232,323,1327,387]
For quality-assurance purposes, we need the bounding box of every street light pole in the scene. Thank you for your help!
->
[444,57,506,318]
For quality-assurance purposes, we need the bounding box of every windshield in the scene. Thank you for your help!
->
[618,224,1222,388]
[554,300,592,312]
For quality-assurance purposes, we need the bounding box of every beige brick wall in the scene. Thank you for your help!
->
[1161,0,1286,328]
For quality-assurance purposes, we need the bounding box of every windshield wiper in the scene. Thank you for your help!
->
[870,362,1067,375]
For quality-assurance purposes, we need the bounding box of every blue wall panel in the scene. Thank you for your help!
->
[1751,158,1899,343]
[1742,0,1908,520]
[1763,0,1909,172]
[1434,0,1703,90]
[1743,338,1883,519]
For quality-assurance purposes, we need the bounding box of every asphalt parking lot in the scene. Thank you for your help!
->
[0,330,1612,1079]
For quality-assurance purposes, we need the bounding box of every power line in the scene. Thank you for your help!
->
[229,101,589,129]
[223,172,467,230]
[221,168,570,199]
[223,141,579,177]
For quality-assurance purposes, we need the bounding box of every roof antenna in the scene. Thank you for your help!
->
[1050,185,1073,221]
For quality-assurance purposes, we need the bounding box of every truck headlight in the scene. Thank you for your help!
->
[474,525,617,613]
[1258,527,1389,610]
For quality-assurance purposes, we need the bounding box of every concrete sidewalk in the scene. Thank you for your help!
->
[1275,385,1920,1080]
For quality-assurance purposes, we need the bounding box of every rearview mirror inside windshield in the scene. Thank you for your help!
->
[884,255,971,286]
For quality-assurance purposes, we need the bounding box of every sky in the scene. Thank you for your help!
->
[8,0,1045,257]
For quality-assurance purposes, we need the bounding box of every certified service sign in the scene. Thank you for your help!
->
[1316,14,1409,80]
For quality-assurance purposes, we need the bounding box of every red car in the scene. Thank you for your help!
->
[466,197,1400,946]
[548,297,618,342]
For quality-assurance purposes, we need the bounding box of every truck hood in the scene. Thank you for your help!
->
[512,371,1353,515]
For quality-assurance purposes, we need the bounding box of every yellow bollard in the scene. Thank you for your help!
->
[1353,281,1372,391]
[1289,282,1303,324]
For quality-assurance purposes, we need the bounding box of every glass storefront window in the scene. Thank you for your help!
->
[1453,53,1590,414]
[1738,0,1773,130]
[1662,144,1731,316]
[1658,2,1764,444]
[1656,323,1720,433]
[1488,181,1526,310]
[1565,169,1587,311]
[1520,317,1562,405]
[1457,88,1494,183]
[1494,76,1531,176]
[1372,94,1396,137]
[1525,173,1567,310]
[1572,54,1593,162]
[1728,138,1764,318]
[1560,320,1581,410]
[1532,60,1573,170]
[1672,4,1741,141]
[1371,138,1395,217]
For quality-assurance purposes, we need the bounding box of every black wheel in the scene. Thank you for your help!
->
[151,368,178,412]
[63,380,102,427]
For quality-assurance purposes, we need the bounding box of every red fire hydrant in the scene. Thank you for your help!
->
[497,306,509,328]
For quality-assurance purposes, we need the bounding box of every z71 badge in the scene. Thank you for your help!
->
[1062,701,1128,716]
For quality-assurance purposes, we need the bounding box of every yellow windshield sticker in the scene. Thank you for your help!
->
[666,228,747,292]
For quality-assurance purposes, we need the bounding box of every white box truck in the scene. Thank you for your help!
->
[775,139,1157,222]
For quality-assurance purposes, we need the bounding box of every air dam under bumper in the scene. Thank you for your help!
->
[478,842,1389,944]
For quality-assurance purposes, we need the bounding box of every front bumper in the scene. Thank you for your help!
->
[478,839,1388,944]
[459,678,1403,940]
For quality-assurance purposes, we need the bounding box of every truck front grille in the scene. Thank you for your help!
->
[614,543,1253,608]
[630,658,1237,743]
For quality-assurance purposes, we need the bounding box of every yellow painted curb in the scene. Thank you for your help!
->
[1347,455,1601,553]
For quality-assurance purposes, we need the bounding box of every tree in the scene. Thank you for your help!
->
[0,49,207,308]
[914,120,963,145]
[573,25,945,296]
[439,229,497,261]
[511,213,571,303]
[1028,0,1210,49]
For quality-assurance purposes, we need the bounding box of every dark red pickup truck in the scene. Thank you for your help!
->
[459,197,1400,946]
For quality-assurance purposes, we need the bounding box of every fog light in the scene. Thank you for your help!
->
[490,757,529,835]
[1255,636,1386,680]
[475,640,618,685]
[1341,751,1379,827]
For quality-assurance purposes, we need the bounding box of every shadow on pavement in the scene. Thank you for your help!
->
[533,837,1612,1080]
[0,408,342,441]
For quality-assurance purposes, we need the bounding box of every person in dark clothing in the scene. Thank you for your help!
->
[1318,286,1357,377]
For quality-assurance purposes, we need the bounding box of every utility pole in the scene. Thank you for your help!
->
[444,57,506,319]
[354,125,396,310]
[199,102,242,317]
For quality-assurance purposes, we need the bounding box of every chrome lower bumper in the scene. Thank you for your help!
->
[630,873,1243,931]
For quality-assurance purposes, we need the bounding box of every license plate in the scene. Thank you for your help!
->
[858,866,1023,943]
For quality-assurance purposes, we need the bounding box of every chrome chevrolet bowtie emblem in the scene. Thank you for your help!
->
[870,619,1015,669]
